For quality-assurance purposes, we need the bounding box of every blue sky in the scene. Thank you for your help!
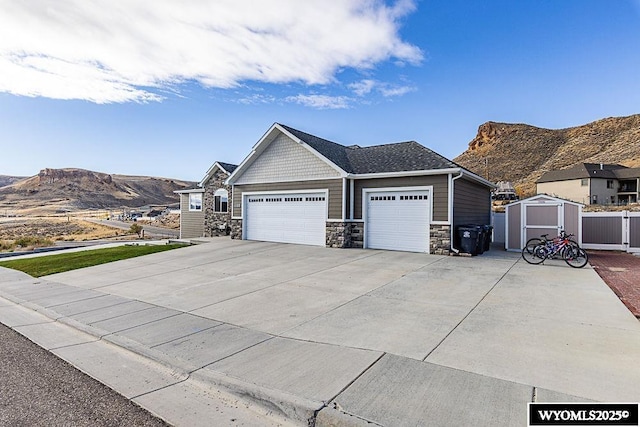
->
[1,0,639,181]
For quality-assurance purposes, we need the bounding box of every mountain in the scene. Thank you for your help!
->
[0,175,26,188]
[0,168,195,213]
[454,114,640,196]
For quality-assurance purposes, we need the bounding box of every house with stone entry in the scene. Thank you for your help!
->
[222,123,494,254]
[175,161,237,239]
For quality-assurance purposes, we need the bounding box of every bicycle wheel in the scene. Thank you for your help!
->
[563,246,588,268]
[524,238,544,255]
[559,239,580,258]
[522,244,545,264]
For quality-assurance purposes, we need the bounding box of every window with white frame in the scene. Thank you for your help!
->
[581,179,588,187]
[189,193,202,211]
[214,189,228,213]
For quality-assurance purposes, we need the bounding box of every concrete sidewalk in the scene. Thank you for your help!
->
[1,240,639,426]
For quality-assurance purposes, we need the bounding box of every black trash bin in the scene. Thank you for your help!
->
[457,225,481,255]
[483,225,493,252]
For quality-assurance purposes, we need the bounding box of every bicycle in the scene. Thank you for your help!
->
[523,230,580,259]
[522,232,588,268]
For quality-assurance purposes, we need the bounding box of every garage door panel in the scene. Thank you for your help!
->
[245,193,326,246]
[366,190,430,253]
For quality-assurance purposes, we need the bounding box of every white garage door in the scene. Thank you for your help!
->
[366,190,430,253]
[244,193,327,246]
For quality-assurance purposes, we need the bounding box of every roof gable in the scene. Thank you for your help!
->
[200,161,238,187]
[233,130,342,185]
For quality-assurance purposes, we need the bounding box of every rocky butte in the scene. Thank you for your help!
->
[454,114,640,196]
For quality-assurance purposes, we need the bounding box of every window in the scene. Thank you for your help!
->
[581,179,588,187]
[189,193,202,211]
[592,195,598,204]
[213,189,228,213]
[607,180,614,189]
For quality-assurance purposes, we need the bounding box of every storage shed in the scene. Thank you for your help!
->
[505,195,583,251]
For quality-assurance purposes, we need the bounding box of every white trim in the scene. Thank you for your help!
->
[231,176,341,185]
[349,179,355,221]
[431,221,450,225]
[199,161,230,187]
[188,193,203,212]
[327,218,344,222]
[362,185,433,252]
[449,171,464,253]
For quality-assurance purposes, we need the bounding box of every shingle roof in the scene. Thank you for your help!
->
[537,163,626,183]
[217,162,238,174]
[613,167,640,179]
[278,124,460,174]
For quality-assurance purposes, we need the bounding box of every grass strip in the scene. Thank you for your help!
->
[0,244,187,277]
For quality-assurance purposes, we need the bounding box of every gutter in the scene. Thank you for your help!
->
[449,171,465,254]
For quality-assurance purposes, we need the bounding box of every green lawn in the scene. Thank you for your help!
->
[0,244,188,277]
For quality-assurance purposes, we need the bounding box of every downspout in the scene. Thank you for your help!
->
[450,171,464,254]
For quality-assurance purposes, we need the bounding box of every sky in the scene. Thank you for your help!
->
[1,0,639,182]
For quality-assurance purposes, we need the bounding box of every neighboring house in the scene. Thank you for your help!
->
[175,161,237,238]
[224,123,494,254]
[537,163,640,205]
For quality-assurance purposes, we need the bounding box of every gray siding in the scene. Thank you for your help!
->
[180,193,205,238]
[353,175,449,222]
[507,203,521,250]
[233,179,343,219]
[631,217,640,248]
[526,205,559,226]
[583,217,623,244]
[453,178,491,227]
[564,203,580,238]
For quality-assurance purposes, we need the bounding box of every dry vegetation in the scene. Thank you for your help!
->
[0,216,134,252]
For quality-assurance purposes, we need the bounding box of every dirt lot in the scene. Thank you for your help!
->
[589,251,640,318]
[0,216,134,251]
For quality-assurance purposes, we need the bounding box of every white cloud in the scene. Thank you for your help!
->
[286,94,352,109]
[0,0,422,103]
[349,79,377,96]
[379,84,415,97]
[348,78,415,98]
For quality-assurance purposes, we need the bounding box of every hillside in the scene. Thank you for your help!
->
[0,168,194,213]
[454,114,640,196]
[0,175,26,188]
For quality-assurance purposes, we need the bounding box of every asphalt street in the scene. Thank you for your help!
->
[87,218,179,239]
[0,322,170,427]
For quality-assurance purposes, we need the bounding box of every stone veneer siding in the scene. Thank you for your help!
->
[230,219,242,240]
[430,224,451,255]
[326,221,365,249]
[233,218,447,255]
[203,169,232,236]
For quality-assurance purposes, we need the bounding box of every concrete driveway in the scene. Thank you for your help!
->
[1,240,639,426]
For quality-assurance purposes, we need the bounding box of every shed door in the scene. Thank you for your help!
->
[244,193,326,246]
[366,190,430,253]
[523,203,562,242]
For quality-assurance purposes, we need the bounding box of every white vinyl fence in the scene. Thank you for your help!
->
[581,211,640,253]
